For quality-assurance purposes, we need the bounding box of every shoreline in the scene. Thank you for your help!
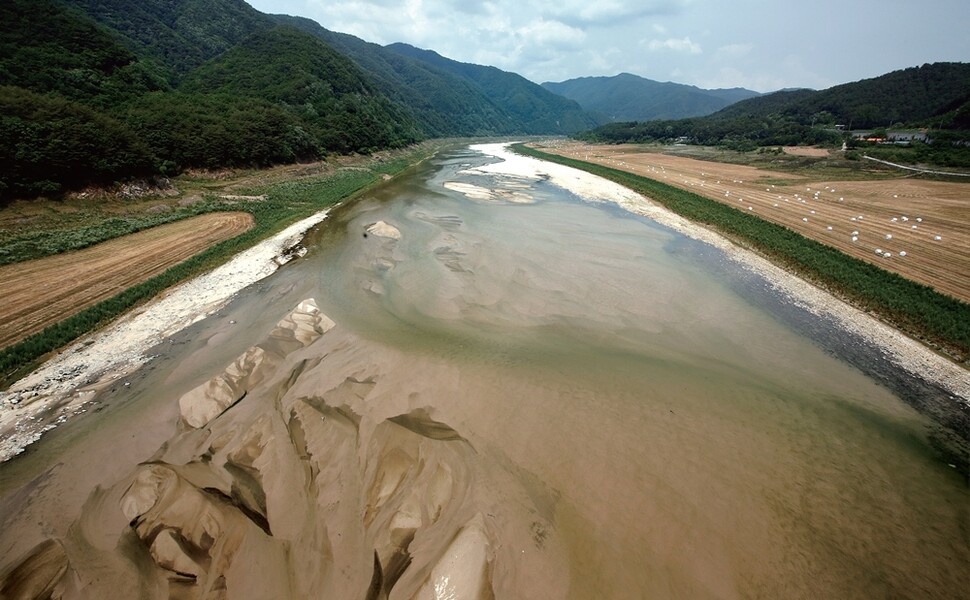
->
[471,142,969,404]
[1,141,966,462]
[0,209,332,462]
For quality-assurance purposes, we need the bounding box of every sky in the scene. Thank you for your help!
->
[244,0,970,92]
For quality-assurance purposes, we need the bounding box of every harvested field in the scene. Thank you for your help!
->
[0,212,254,349]
[542,142,970,303]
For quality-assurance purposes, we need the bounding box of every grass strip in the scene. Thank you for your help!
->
[512,143,970,362]
[0,147,433,387]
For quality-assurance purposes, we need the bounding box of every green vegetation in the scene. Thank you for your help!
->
[1,0,601,202]
[272,15,525,137]
[384,43,599,134]
[0,0,168,107]
[0,144,438,386]
[575,63,970,164]
[121,92,320,172]
[61,0,273,80]
[0,86,157,198]
[180,27,422,154]
[512,144,970,360]
[852,139,970,170]
[0,1,416,202]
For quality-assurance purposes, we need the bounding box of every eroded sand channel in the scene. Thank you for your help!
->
[0,144,967,599]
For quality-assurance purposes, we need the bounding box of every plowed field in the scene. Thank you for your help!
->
[0,212,254,349]
[543,142,970,303]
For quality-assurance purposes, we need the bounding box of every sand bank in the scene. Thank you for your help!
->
[0,210,333,462]
[0,300,568,599]
[467,143,969,403]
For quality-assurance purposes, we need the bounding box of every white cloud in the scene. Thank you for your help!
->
[247,0,970,90]
[715,43,753,59]
[520,19,587,49]
[645,36,701,54]
[549,0,689,25]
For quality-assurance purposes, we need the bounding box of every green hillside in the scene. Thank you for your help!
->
[0,0,167,107]
[541,73,759,121]
[180,27,421,153]
[61,0,273,81]
[577,63,970,148]
[386,43,599,134]
[270,15,517,137]
[1,0,604,201]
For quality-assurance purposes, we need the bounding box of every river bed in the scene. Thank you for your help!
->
[0,143,966,599]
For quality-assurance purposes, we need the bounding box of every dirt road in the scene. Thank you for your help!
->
[0,212,254,349]
[541,142,970,303]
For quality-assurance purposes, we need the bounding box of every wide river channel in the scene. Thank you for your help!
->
[0,143,967,599]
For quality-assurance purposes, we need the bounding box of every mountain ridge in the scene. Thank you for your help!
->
[541,72,760,122]
[576,62,970,147]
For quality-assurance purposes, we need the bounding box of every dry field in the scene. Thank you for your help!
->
[0,212,254,349]
[782,146,830,157]
[542,142,970,303]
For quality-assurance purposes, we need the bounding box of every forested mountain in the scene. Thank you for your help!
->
[61,0,273,81]
[0,0,605,201]
[180,27,421,152]
[713,63,970,127]
[0,0,167,107]
[385,43,600,134]
[541,73,759,121]
[271,15,543,137]
[577,63,970,147]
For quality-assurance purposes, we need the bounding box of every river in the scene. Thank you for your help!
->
[0,143,966,599]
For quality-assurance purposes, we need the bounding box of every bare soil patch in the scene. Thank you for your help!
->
[0,212,254,349]
[783,146,830,157]
[543,142,970,303]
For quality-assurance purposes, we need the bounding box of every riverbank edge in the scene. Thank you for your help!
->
[497,142,969,400]
[492,141,967,470]
[512,143,970,371]
[0,144,441,461]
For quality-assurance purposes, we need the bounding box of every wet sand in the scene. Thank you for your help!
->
[0,144,967,599]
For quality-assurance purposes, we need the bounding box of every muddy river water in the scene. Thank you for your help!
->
[0,144,967,599]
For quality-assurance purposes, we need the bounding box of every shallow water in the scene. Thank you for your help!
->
[270,146,969,597]
[1,145,967,599]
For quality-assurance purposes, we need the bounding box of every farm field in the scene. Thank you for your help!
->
[541,142,970,303]
[0,212,254,349]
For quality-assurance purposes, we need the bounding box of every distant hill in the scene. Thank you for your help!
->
[713,63,970,128]
[385,43,599,135]
[576,63,970,146]
[272,15,588,136]
[541,73,760,121]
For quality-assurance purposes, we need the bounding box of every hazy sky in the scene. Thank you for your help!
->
[244,0,969,92]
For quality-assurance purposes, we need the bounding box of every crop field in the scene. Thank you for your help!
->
[0,212,254,349]
[542,142,970,304]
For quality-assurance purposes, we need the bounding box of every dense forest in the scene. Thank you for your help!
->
[385,43,598,134]
[274,15,598,137]
[0,0,593,202]
[576,63,970,150]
